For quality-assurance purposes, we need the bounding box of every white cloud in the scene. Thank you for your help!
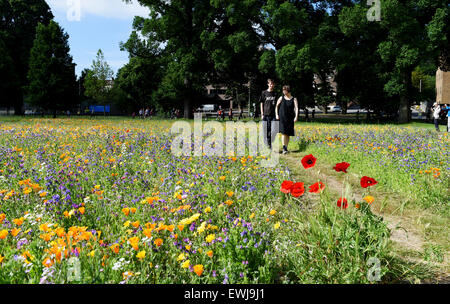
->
[47,0,150,20]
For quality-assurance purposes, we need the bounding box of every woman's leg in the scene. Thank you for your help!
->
[282,134,290,151]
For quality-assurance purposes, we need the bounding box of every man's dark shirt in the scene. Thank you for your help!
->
[259,90,277,117]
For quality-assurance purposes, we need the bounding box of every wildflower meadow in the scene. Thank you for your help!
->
[0,118,448,284]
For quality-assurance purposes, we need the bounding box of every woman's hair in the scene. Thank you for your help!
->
[282,85,291,93]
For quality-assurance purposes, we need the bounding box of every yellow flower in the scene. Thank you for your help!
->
[197,222,207,234]
[269,210,277,216]
[123,221,130,228]
[204,206,211,213]
[0,254,4,263]
[136,250,146,260]
[226,191,234,197]
[88,250,96,257]
[206,234,215,243]
[274,222,281,229]
[181,259,190,269]
[249,213,255,219]
[177,253,186,261]
[219,176,226,181]
[363,196,375,205]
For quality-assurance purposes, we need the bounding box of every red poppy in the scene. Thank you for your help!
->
[280,180,294,193]
[301,154,317,169]
[360,176,378,188]
[308,182,325,193]
[337,198,348,209]
[333,162,350,173]
[291,182,305,197]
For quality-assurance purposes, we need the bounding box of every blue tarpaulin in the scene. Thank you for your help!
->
[89,105,110,113]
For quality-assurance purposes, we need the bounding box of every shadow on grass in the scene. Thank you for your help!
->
[382,255,446,284]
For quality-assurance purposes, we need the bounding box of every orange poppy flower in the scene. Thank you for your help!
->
[143,228,152,238]
[110,243,120,254]
[0,230,8,239]
[206,250,213,258]
[132,221,140,228]
[193,264,204,276]
[154,238,163,247]
[13,217,24,226]
[167,225,175,232]
[122,208,130,216]
[42,258,53,268]
[11,228,21,237]
[78,207,85,215]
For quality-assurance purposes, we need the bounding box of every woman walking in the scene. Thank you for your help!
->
[276,85,298,154]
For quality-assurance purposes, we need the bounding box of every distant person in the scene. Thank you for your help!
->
[139,108,143,119]
[229,108,233,121]
[432,103,441,132]
[132,112,136,119]
[145,108,149,118]
[442,104,450,132]
[238,108,243,120]
[259,78,277,149]
[275,85,298,154]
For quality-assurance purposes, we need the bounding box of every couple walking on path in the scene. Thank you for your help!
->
[260,79,298,154]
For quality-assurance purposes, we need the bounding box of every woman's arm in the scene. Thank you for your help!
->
[293,98,299,122]
[275,97,282,120]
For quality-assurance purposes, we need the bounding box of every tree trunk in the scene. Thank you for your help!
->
[184,78,193,119]
[398,70,411,124]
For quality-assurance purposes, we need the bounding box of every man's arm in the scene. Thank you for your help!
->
[259,92,265,118]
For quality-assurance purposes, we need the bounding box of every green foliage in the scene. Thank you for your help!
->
[25,21,77,116]
[0,0,53,113]
[84,50,114,104]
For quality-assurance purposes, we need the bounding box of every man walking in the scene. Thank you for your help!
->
[260,79,278,149]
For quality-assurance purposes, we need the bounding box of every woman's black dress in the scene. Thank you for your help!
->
[279,96,295,136]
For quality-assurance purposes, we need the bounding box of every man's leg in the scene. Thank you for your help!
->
[267,116,273,148]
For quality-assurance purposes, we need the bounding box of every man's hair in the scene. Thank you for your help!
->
[283,85,291,93]
[267,79,275,84]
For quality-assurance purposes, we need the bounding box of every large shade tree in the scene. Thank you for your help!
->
[124,0,214,119]
[25,21,77,117]
[0,0,53,114]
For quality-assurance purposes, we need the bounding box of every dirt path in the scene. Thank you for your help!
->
[280,152,449,283]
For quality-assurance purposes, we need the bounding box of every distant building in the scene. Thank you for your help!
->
[204,85,233,109]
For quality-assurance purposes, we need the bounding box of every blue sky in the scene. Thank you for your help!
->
[46,0,150,78]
